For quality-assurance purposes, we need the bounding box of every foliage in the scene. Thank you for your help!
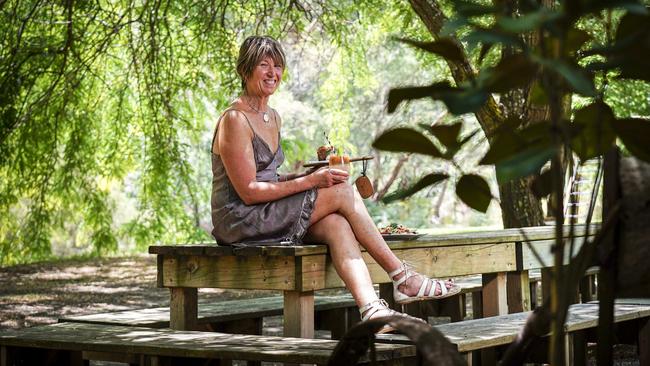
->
[374,1,650,213]
[373,0,650,364]
[1,0,401,265]
[2,0,479,265]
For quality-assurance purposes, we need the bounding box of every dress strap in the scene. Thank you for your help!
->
[211,108,256,154]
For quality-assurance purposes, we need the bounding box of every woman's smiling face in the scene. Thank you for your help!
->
[246,56,283,97]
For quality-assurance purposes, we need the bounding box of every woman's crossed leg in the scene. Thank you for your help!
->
[305,182,458,321]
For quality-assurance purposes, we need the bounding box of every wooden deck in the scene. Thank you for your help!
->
[0,322,415,365]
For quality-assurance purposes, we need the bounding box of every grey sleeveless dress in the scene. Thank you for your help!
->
[210,109,318,245]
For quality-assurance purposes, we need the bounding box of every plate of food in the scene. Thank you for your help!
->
[378,224,423,241]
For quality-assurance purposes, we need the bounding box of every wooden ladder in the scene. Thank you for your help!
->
[565,158,603,224]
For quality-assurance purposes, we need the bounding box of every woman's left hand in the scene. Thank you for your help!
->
[308,166,349,188]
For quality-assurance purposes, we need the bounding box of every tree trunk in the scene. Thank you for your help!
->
[498,178,545,227]
[408,0,545,228]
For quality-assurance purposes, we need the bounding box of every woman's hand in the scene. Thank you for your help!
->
[308,166,349,188]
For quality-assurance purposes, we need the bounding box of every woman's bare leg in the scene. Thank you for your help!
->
[304,213,378,308]
[309,183,452,296]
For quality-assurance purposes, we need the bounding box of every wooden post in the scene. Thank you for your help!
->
[482,273,508,317]
[283,290,315,338]
[639,318,650,366]
[169,287,198,330]
[507,271,531,313]
[565,331,587,366]
[472,290,483,319]
[598,147,620,366]
[481,273,507,366]
[530,280,538,309]
[440,295,466,322]
[541,268,553,305]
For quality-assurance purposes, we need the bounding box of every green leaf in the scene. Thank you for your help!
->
[372,128,444,158]
[478,43,494,64]
[481,120,545,164]
[566,0,646,20]
[465,28,524,48]
[495,145,556,182]
[570,102,616,160]
[530,169,555,198]
[427,122,463,149]
[441,18,469,37]
[566,28,592,54]
[382,173,449,204]
[386,82,452,113]
[480,53,538,93]
[496,8,562,33]
[456,174,492,212]
[611,118,650,162]
[454,1,499,17]
[533,56,596,96]
[609,11,650,81]
[387,82,488,116]
[397,38,465,64]
[438,87,489,115]
[529,81,548,106]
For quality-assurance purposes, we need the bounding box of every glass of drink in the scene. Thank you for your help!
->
[328,151,351,173]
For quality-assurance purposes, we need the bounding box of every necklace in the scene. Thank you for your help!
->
[245,96,270,123]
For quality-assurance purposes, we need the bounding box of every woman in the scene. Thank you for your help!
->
[211,35,460,328]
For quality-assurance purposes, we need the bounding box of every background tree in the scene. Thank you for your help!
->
[2,0,499,265]
[373,0,650,363]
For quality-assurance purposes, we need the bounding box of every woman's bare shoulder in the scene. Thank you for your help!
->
[220,109,251,134]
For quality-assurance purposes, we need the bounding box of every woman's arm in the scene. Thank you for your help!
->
[278,171,312,182]
[217,111,346,205]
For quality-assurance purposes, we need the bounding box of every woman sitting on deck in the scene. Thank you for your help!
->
[210,35,460,330]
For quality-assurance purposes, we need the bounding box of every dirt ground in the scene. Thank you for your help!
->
[0,255,641,365]
[0,255,276,330]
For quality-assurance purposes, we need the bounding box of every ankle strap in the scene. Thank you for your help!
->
[389,261,414,286]
[359,299,390,319]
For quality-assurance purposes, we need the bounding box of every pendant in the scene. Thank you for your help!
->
[263,113,270,123]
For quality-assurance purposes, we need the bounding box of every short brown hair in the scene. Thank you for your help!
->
[236,36,286,90]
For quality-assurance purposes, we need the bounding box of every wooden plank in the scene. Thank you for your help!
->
[376,303,650,353]
[296,255,327,291]
[147,224,598,258]
[482,273,507,317]
[169,287,197,331]
[61,294,358,328]
[325,243,517,288]
[283,290,315,338]
[518,236,588,270]
[0,323,415,365]
[161,255,297,290]
[506,271,531,313]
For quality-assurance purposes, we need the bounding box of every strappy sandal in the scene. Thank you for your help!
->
[389,261,461,305]
[359,299,425,334]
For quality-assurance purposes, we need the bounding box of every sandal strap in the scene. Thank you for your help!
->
[389,261,414,287]
[418,278,449,297]
[417,277,430,297]
[359,299,391,321]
